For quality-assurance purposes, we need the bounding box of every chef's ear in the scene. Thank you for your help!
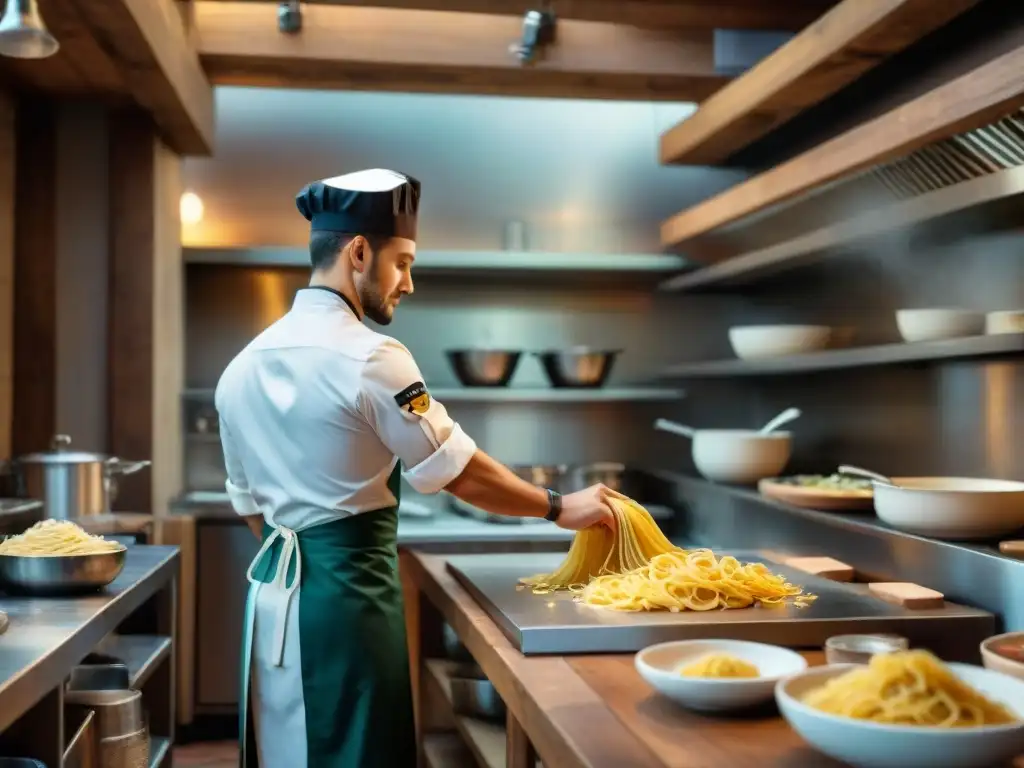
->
[347,235,369,273]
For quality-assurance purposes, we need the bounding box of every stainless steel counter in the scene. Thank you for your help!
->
[446,551,994,658]
[0,545,179,733]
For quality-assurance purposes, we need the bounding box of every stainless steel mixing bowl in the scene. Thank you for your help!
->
[445,349,522,387]
[0,548,127,596]
[534,348,621,388]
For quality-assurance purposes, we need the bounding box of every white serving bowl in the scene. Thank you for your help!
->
[986,310,1024,335]
[635,639,807,712]
[728,325,833,360]
[776,662,1024,768]
[872,477,1024,540]
[895,309,984,343]
[981,632,1024,682]
[692,430,792,484]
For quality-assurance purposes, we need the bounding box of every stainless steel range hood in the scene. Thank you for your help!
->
[666,107,1024,287]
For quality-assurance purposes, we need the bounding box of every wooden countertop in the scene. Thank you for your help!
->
[406,552,1024,768]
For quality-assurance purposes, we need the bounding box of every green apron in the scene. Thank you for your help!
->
[239,466,415,767]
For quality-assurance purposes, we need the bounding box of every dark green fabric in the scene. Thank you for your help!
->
[248,465,415,767]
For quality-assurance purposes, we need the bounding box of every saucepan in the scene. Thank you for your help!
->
[654,408,800,485]
[839,465,1024,540]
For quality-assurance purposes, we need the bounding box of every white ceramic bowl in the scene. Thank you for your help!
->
[635,639,807,712]
[872,477,1024,539]
[981,632,1024,682]
[691,430,792,484]
[728,325,832,360]
[895,309,984,343]
[776,662,1024,768]
[986,310,1024,335]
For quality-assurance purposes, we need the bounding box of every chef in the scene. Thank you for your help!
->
[215,168,620,768]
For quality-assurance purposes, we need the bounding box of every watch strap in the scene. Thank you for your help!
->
[544,489,562,522]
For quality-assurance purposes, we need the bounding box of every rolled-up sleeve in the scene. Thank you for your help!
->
[219,419,260,516]
[359,340,477,494]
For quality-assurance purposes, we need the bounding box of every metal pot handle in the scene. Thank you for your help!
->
[105,458,152,476]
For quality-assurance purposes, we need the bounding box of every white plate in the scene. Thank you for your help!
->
[776,662,1024,768]
[635,639,807,712]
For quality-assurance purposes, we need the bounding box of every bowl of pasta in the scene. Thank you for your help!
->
[0,520,127,596]
[775,650,1024,768]
[635,639,807,712]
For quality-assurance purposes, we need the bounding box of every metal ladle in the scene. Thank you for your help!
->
[759,407,802,435]
[837,464,898,488]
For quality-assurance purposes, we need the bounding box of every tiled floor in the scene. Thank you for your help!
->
[173,740,238,767]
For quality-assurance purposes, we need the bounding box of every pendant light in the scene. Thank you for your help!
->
[0,0,60,59]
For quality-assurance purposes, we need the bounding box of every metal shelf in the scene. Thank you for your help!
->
[663,333,1024,378]
[660,166,1024,292]
[95,634,172,688]
[183,387,684,403]
[185,247,688,276]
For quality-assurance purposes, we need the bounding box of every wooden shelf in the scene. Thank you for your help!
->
[660,41,1024,247]
[659,166,1024,292]
[183,387,684,404]
[185,247,688,277]
[663,333,1024,378]
[95,634,172,689]
[424,733,477,768]
[660,0,976,165]
[425,659,508,768]
[149,735,172,768]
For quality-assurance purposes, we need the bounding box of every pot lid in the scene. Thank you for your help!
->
[18,434,110,464]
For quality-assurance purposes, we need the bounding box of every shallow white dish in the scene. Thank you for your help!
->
[981,632,1024,682]
[728,325,832,360]
[895,309,984,342]
[986,310,1024,335]
[776,662,1024,768]
[872,476,1024,539]
[635,639,807,712]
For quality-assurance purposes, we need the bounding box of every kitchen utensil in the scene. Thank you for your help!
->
[65,688,145,740]
[985,310,1024,335]
[824,634,909,665]
[1,435,150,519]
[534,348,620,388]
[776,663,1024,768]
[445,349,522,387]
[783,556,854,582]
[870,476,1024,539]
[895,308,984,342]
[758,477,874,511]
[635,639,807,712]
[63,709,96,768]
[759,407,801,434]
[999,540,1024,558]
[567,462,625,492]
[727,325,832,360]
[868,582,945,609]
[68,653,132,691]
[980,632,1024,682]
[655,418,791,485]
[450,674,506,721]
[836,464,897,487]
[0,548,126,595]
[98,728,149,768]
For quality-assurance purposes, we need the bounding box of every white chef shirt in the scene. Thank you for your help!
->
[214,287,478,532]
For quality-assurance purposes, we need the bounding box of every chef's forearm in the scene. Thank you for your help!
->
[445,451,549,518]
[242,514,264,539]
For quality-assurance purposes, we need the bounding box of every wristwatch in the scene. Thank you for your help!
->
[544,489,562,522]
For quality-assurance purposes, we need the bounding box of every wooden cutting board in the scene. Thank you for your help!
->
[759,477,874,511]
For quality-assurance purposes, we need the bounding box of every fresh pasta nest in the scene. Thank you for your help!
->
[803,650,1019,727]
[520,496,814,612]
[0,519,125,557]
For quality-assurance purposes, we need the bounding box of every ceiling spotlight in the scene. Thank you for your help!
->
[277,0,302,34]
[0,0,59,59]
[509,9,556,64]
[180,191,205,226]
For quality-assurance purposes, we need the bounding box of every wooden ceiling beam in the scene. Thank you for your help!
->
[194,2,731,102]
[200,0,840,32]
[660,0,981,166]
[68,0,215,155]
[660,40,1024,247]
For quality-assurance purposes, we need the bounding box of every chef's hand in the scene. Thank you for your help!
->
[555,484,622,532]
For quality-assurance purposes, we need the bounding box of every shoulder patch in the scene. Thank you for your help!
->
[394,381,431,415]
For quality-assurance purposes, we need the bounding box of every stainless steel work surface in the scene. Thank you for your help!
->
[445,552,995,659]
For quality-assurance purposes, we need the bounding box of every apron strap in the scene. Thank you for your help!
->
[246,523,303,668]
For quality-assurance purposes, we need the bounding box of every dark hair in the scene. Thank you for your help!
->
[309,231,385,271]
